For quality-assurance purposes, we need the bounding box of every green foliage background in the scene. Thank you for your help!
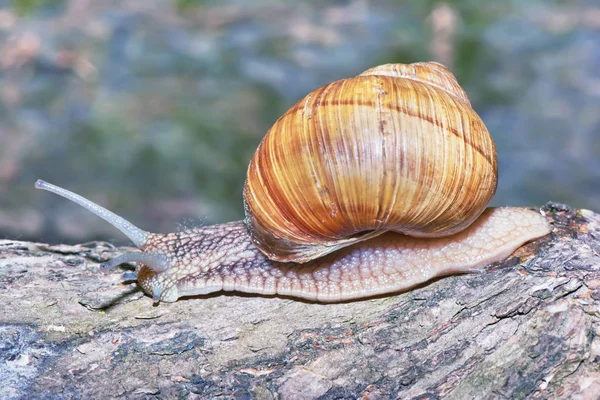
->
[1,0,596,243]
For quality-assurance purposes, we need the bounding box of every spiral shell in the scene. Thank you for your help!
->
[243,62,497,263]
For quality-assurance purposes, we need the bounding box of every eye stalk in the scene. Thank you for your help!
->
[35,179,150,248]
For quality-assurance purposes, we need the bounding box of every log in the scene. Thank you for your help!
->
[1,203,599,399]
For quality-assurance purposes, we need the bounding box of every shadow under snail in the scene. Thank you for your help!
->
[36,62,552,303]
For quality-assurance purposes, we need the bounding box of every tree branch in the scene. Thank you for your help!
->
[1,203,599,399]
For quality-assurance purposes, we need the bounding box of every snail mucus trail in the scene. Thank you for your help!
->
[35,62,553,303]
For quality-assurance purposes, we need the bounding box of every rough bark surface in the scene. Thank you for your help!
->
[1,203,599,400]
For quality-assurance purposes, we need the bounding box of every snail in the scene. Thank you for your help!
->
[35,62,552,303]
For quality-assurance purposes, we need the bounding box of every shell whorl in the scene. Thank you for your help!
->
[244,62,497,263]
[358,62,471,104]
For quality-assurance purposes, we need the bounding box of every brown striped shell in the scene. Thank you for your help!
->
[243,62,498,263]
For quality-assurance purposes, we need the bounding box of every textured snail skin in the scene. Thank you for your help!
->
[136,207,551,302]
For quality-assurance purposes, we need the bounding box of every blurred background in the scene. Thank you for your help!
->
[1,0,599,244]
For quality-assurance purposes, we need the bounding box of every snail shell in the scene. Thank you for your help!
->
[244,62,497,263]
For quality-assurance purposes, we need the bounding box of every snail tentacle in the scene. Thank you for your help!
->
[121,271,138,281]
[152,286,163,303]
[100,252,171,273]
[35,180,150,248]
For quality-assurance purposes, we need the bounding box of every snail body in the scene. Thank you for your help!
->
[36,62,552,303]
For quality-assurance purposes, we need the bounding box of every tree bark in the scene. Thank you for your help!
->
[1,203,599,399]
